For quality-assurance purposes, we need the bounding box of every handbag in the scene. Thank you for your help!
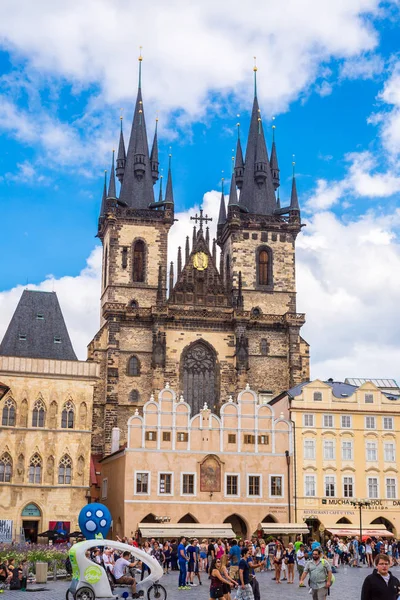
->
[212,585,225,598]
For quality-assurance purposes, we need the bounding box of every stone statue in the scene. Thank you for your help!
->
[16,454,24,482]
[19,400,28,427]
[49,402,57,429]
[46,456,54,483]
[79,403,87,428]
[77,456,85,484]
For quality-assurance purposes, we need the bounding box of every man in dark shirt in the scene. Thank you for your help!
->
[361,553,400,600]
[207,540,215,573]
[247,544,263,600]
[238,548,254,600]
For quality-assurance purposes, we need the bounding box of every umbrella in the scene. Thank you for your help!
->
[69,531,84,538]
[38,530,68,539]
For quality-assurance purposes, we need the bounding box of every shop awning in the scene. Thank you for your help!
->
[261,523,310,535]
[325,526,394,538]
[138,523,235,538]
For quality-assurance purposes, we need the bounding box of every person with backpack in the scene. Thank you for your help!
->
[299,547,332,600]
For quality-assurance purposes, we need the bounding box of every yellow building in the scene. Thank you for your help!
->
[272,379,400,539]
[100,385,302,540]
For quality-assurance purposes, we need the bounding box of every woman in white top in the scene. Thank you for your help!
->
[365,538,373,567]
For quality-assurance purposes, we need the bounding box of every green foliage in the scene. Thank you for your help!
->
[0,545,68,568]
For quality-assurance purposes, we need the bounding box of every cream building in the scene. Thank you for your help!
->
[272,379,400,539]
[0,290,98,542]
[100,385,300,540]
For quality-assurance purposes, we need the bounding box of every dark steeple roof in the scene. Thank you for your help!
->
[270,125,280,191]
[0,290,77,361]
[107,150,117,199]
[290,173,300,211]
[217,180,227,225]
[118,56,155,209]
[116,118,126,184]
[164,154,174,206]
[228,170,239,207]
[150,119,159,184]
[234,124,244,189]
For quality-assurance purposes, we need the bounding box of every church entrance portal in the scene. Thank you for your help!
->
[181,340,219,414]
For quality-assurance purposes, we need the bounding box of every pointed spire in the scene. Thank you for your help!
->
[185,236,190,263]
[156,264,163,305]
[107,150,117,199]
[228,169,239,207]
[235,120,244,189]
[116,116,126,184]
[205,226,210,247]
[99,170,107,224]
[164,152,174,206]
[212,239,217,264]
[150,118,159,184]
[276,188,281,210]
[192,226,197,248]
[254,113,269,186]
[169,262,174,296]
[158,175,163,203]
[218,178,227,225]
[270,119,280,191]
[290,160,300,212]
[219,251,224,282]
[177,246,182,275]
[253,57,258,98]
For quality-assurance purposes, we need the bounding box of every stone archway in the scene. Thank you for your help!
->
[262,514,278,523]
[371,516,395,533]
[336,517,352,524]
[180,340,219,414]
[178,513,198,524]
[224,514,248,539]
[141,513,157,523]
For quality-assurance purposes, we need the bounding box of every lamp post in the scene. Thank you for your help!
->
[350,499,371,541]
[285,450,291,523]
[0,381,10,402]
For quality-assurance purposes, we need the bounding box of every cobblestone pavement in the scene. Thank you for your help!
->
[5,564,400,599]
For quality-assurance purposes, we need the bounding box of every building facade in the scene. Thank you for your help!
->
[0,291,98,542]
[272,379,400,538]
[100,385,293,539]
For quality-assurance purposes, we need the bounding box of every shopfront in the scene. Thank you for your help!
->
[21,503,42,543]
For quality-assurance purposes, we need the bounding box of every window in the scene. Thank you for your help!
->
[127,356,140,376]
[325,476,335,497]
[365,416,376,429]
[384,442,396,462]
[386,478,396,499]
[129,390,140,403]
[260,339,269,355]
[323,414,334,428]
[136,472,149,494]
[32,399,46,428]
[343,476,354,498]
[132,240,145,282]
[257,248,270,286]
[258,435,269,445]
[103,246,108,288]
[305,475,316,497]
[304,439,316,460]
[58,455,72,485]
[366,441,378,461]
[182,474,195,495]
[228,434,236,444]
[102,478,108,499]
[341,415,352,428]
[303,414,314,427]
[226,475,239,496]
[2,398,16,427]
[313,392,322,402]
[342,441,353,461]
[36,313,44,320]
[0,453,12,483]
[54,336,61,344]
[248,475,261,496]
[145,431,157,441]
[19,334,26,341]
[323,440,335,460]
[270,476,283,497]
[177,432,188,442]
[383,417,394,430]
[244,435,255,444]
[61,401,74,429]
[368,477,378,499]
[28,454,42,484]
[365,393,374,403]
[159,473,172,494]
[162,432,171,442]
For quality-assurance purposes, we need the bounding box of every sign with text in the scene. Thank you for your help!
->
[0,520,13,543]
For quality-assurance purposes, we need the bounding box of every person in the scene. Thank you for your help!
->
[361,553,400,600]
[171,539,179,571]
[9,562,22,591]
[294,535,303,553]
[0,560,10,585]
[151,541,164,567]
[209,558,233,600]
[229,540,241,580]
[178,536,190,590]
[113,551,138,598]
[285,542,296,584]
[102,548,114,573]
[299,547,332,600]
[20,560,28,592]
[200,540,208,572]
[237,548,254,600]
[208,539,216,573]
[140,541,152,581]
[187,539,201,586]
[273,540,285,584]
[163,541,171,574]
[246,545,263,600]
[297,544,306,583]
[220,554,237,600]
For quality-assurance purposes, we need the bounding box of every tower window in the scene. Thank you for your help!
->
[258,250,269,285]
[260,339,269,355]
[133,240,145,282]
[129,389,140,403]
[122,246,128,269]
[103,246,108,288]
[127,356,140,376]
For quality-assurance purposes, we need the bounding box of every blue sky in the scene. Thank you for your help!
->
[1,0,400,381]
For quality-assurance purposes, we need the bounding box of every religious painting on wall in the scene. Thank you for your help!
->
[200,454,221,492]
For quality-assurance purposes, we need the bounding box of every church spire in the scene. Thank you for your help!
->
[218,178,227,225]
[185,236,190,263]
[116,117,126,184]
[119,51,155,209]
[164,152,174,206]
[228,156,239,207]
[107,150,117,199]
[234,121,244,189]
[290,160,300,212]
[150,118,159,184]
[270,120,280,191]
[177,246,182,275]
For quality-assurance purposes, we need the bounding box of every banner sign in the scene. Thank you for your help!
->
[0,520,13,543]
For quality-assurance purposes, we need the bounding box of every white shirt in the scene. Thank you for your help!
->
[103,554,114,571]
[114,557,130,580]
[297,550,306,567]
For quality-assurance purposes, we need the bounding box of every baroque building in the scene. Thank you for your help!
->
[90,59,310,457]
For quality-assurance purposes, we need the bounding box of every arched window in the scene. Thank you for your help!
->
[58,455,72,485]
[127,356,140,376]
[28,453,42,484]
[132,240,145,282]
[181,340,219,415]
[61,401,75,429]
[260,339,269,356]
[258,249,269,285]
[32,399,46,428]
[0,453,12,482]
[129,390,140,403]
[2,397,16,426]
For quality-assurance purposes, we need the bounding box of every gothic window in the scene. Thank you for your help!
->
[58,455,72,485]
[225,254,231,290]
[127,356,140,376]
[181,341,219,416]
[257,246,272,286]
[132,240,145,282]
[0,453,12,482]
[2,397,16,426]
[32,399,46,428]
[61,401,75,429]
[103,246,108,288]
[260,339,269,356]
[28,453,42,484]
[129,390,140,403]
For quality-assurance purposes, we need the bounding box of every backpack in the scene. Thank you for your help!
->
[321,559,335,586]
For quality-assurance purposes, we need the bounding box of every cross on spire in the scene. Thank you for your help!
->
[190,208,212,231]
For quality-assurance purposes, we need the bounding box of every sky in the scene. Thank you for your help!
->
[1,0,400,383]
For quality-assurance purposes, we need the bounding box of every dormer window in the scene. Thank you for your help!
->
[313,392,322,402]
[36,313,44,320]
[19,334,26,341]
[365,393,374,403]
[54,336,61,344]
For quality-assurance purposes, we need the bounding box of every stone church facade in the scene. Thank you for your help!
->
[89,59,310,458]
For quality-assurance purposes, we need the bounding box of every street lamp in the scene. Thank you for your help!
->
[0,381,10,402]
[350,499,371,541]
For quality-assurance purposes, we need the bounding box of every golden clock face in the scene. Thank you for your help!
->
[193,252,208,271]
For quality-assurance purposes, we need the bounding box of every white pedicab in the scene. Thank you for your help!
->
[66,539,166,600]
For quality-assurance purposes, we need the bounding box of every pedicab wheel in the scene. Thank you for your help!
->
[66,590,74,600]
[74,587,95,600]
[147,583,167,600]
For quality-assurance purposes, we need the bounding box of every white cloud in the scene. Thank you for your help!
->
[340,53,384,80]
